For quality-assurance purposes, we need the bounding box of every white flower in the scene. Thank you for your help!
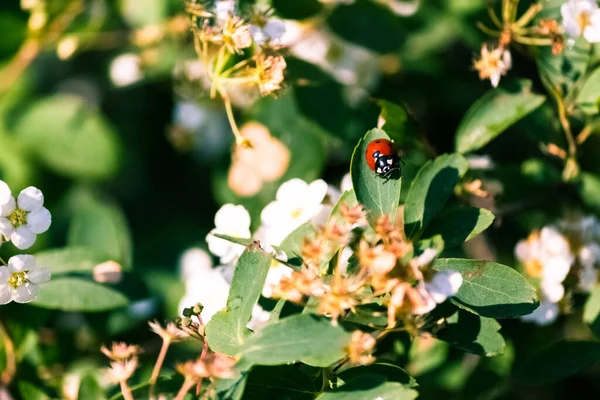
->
[540,279,565,303]
[466,155,495,171]
[206,204,251,264]
[340,173,353,193]
[251,19,286,45]
[179,248,213,280]
[174,101,207,132]
[520,301,559,326]
[411,286,437,315]
[0,184,52,250]
[214,0,236,22]
[578,242,600,267]
[561,0,600,42]
[579,263,598,292]
[260,179,328,245]
[515,227,574,283]
[262,261,294,298]
[178,265,230,323]
[426,270,463,304]
[415,248,439,269]
[247,305,270,331]
[473,45,512,88]
[0,255,51,304]
[109,53,142,87]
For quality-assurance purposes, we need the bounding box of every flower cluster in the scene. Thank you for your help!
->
[0,180,52,304]
[473,0,600,88]
[101,342,141,386]
[516,215,600,325]
[183,0,288,147]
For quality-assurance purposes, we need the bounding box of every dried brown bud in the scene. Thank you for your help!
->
[346,331,376,366]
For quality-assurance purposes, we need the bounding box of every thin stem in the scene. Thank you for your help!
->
[510,0,520,22]
[514,3,543,28]
[477,22,501,36]
[487,5,504,28]
[220,90,252,147]
[577,124,594,145]
[513,35,553,45]
[0,256,7,266]
[149,339,171,400]
[0,321,16,385]
[174,378,197,400]
[552,88,577,158]
[119,380,134,400]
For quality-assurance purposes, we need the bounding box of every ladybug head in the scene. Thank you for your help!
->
[375,155,400,177]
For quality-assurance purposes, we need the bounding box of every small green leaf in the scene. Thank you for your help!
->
[14,95,121,179]
[34,247,108,275]
[244,365,319,399]
[404,153,468,238]
[278,222,317,262]
[206,244,272,355]
[315,373,418,400]
[436,309,505,356]
[514,340,600,386]
[422,207,495,248]
[338,363,418,389]
[328,190,359,224]
[239,314,351,367]
[67,188,133,269]
[350,129,402,227]
[213,234,254,247]
[576,66,600,115]
[32,278,129,312]
[18,381,51,400]
[455,80,545,153]
[579,172,600,213]
[584,286,600,338]
[376,100,419,146]
[433,259,539,318]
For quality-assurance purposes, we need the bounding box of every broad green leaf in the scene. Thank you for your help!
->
[316,373,418,400]
[377,100,419,146]
[455,80,545,153]
[579,172,600,213]
[514,340,600,386]
[328,190,359,224]
[244,365,319,399]
[272,0,323,20]
[278,222,317,262]
[14,95,120,179]
[18,381,51,400]
[67,188,133,269]
[584,286,600,338]
[433,259,539,318]
[404,153,468,238]
[350,129,402,227]
[327,1,405,53]
[436,309,505,356]
[422,207,495,249]
[239,314,351,367]
[206,244,272,355]
[339,363,418,389]
[34,247,108,275]
[576,66,600,115]
[32,278,129,312]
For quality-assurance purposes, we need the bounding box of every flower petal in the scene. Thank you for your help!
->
[11,226,37,250]
[8,254,36,272]
[13,283,39,303]
[27,268,51,284]
[0,180,11,206]
[275,178,309,204]
[214,204,251,232]
[179,248,213,279]
[0,196,16,218]
[27,206,52,234]
[0,286,12,304]
[17,186,44,212]
[307,179,328,207]
[0,217,14,237]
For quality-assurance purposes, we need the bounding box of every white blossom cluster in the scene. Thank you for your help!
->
[0,180,51,304]
[516,216,600,326]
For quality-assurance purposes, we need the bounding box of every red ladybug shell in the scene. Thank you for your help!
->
[365,139,396,171]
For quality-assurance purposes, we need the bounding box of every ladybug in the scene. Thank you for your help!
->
[365,139,401,179]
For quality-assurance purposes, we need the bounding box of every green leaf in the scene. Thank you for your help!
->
[433,258,539,318]
[576,66,600,115]
[328,190,359,224]
[239,314,351,367]
[376,100,419,146]
[338,363,418,389]
[584,286,600,338]
[436,309,505,356]
[455,80,545,153]
[579,172,600,213]
[34,247,108,275]
[244,365,319,399]
[316,373,418,400]
[422,207,495,249]
[206,244,272,355]
[278,222,317,266]
[32,278,129,312]
[514,340,600,386]
[350,129,402,227]
[404,153,468,238]
[67,188,133,269]
[272,0,323,19]
[18,381,51,400]
[14,95,121,179]
[213,234,254,247]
